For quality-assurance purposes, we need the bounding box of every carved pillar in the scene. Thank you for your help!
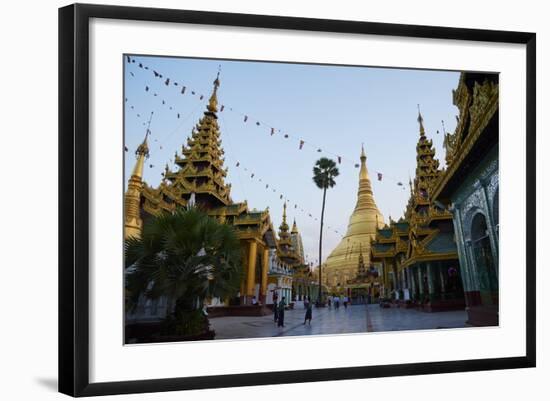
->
[260,247,269,303]
[246,241,258,301]
[451,203,473,292]
[417,266,424,296]
[477,178,499,272]
[426,262,435,302]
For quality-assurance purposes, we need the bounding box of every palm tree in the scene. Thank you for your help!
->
[312,157,339,305]
[124,208,242,334]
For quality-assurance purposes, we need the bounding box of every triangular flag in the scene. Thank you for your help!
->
[181,86,186,94]
[377,172,383,181]
[145,86,149,92]
[337,156,342,164]
[299,140,305,150]
[270,128,275,136]
[165,78,170,86]
[220,105,225,112]
[244,115,248,122]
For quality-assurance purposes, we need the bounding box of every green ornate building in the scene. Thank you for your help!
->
[433,72,499,326]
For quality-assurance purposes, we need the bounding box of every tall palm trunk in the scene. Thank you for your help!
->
[318,186,327,303]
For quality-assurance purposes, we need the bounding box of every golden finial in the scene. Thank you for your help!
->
[417,104,425,136]
[135,111,153,158]
[359,144,369,180]
[207,67,221,113]
[291,218,298,233]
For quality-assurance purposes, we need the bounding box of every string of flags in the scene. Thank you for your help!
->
[125,56,413,238]
[125,55,408,189]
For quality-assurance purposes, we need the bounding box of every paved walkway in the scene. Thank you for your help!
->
[210,304,468,340]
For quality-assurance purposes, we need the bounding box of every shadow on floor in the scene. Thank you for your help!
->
[35,377,57,392]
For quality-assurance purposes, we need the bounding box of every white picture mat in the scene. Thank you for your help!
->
[89,18,526,383]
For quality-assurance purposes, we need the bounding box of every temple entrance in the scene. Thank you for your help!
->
[471,213,498,305]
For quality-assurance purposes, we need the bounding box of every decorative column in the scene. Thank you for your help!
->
[451,203,473,294]
[246,241,258,302]
[417,266,424,297]
[426,262,435,302]
[409,268,416,300]
[477,178,499,271]
[260,247,269,304]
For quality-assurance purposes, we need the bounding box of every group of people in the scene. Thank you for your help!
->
[327,295,350,309]
[272,293,313,327]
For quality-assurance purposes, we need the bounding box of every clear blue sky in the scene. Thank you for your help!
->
[124,55,460,265]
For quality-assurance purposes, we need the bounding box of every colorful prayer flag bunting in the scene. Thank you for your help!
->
[299,140,305,150]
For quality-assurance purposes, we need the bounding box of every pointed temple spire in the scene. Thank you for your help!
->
[207,68,221,113]
[417,104,425,136]
[324,144,384,282]
[279,202,289,234]
[355,144,378,212]
[411,108,441,206]
[291,218,298,234]
[124,117,153,240]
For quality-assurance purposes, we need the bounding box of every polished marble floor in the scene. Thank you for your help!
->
[210,304,468,340]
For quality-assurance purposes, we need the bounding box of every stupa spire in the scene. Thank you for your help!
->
[207,68,221,113]
[124,113,153,240]
[323,145,384,283]
[417,104,425,136]
[130,111,152,179]
[291,218,298,234]
[354,144,378,212]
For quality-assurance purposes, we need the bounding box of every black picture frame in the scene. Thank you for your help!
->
[58,3,536,397]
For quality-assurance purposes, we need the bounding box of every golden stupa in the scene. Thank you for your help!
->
[323,145,385,289]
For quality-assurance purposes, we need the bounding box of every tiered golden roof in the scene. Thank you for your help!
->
[372,111,456,273]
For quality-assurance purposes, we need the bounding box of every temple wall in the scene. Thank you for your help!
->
[450,146,499,304]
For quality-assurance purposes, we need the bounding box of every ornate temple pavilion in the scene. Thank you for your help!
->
[371,111,464,311]
[124,74,304,317]
[323,146,385,296]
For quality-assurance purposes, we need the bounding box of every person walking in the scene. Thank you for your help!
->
[327,295,333,308]
[273,291,279,323]
[304,297,313,325]
[343,295,349,309]
[334,295,340,309]
[277,296,286,327]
